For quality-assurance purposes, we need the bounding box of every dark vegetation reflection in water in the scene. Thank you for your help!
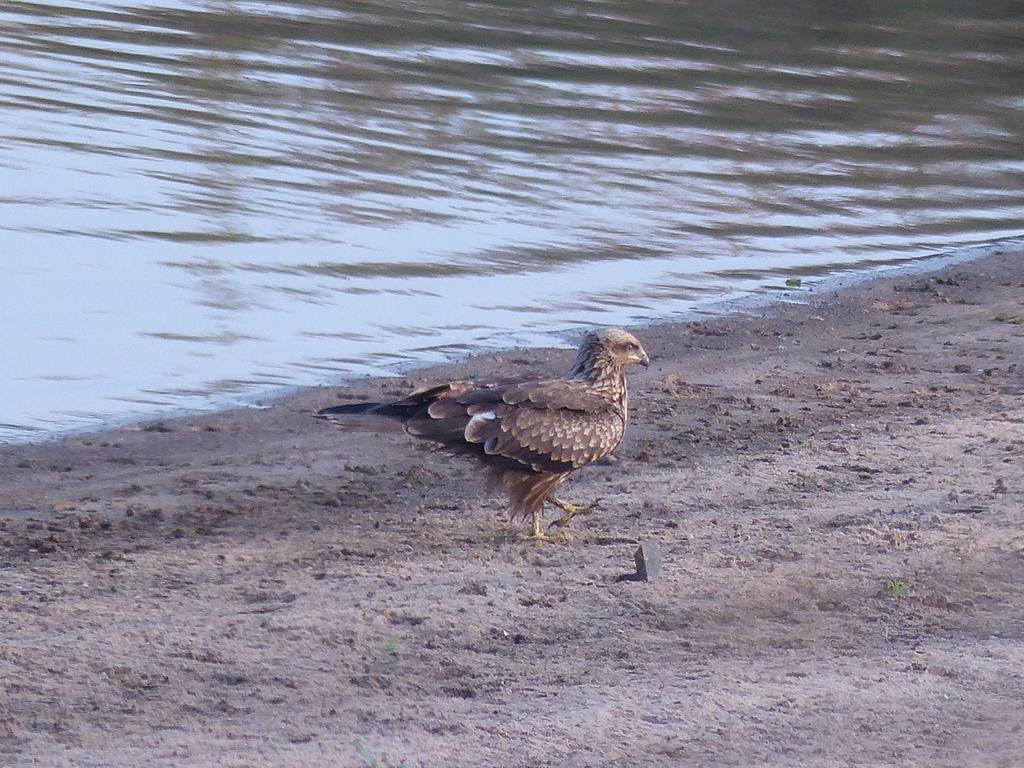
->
[1,0,1023,439]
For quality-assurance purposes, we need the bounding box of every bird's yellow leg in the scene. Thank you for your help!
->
[546,497,598,530]
[529,508,560,542]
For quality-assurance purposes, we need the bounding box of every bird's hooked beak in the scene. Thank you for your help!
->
[636,349,650,368]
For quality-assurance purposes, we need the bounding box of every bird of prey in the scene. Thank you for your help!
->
[316,328,649,540]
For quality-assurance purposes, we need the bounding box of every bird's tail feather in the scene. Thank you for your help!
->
[318,402,400,417]
[316,402,411,431]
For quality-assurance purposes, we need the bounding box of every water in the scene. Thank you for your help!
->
[2,0,1023,441]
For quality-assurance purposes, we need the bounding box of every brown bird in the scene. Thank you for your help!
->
[316,328,649,540]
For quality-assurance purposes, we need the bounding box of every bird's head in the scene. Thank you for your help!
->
[569,328,649,379]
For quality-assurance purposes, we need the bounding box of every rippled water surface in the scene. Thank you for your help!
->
[2,0,1023,440]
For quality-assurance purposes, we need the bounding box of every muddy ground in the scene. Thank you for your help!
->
[2,246,1023,767]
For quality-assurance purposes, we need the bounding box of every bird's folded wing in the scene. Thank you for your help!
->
[460,381,624,472]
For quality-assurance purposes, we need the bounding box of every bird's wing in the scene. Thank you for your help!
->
[457,380,625,473]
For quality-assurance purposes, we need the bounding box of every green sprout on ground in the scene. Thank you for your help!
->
[354,739,408,768]
[785,277,803,287]
[886,579,910,599]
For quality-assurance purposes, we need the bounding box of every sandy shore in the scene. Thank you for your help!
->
[2,244,1023,767]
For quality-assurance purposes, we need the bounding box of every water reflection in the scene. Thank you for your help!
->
[1,0,1023,439]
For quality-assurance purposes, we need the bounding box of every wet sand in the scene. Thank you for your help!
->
[2,244,1023,767]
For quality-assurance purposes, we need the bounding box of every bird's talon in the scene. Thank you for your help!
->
[531,509,569,542]
[546,497,598,530]
[547,513,579,530]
